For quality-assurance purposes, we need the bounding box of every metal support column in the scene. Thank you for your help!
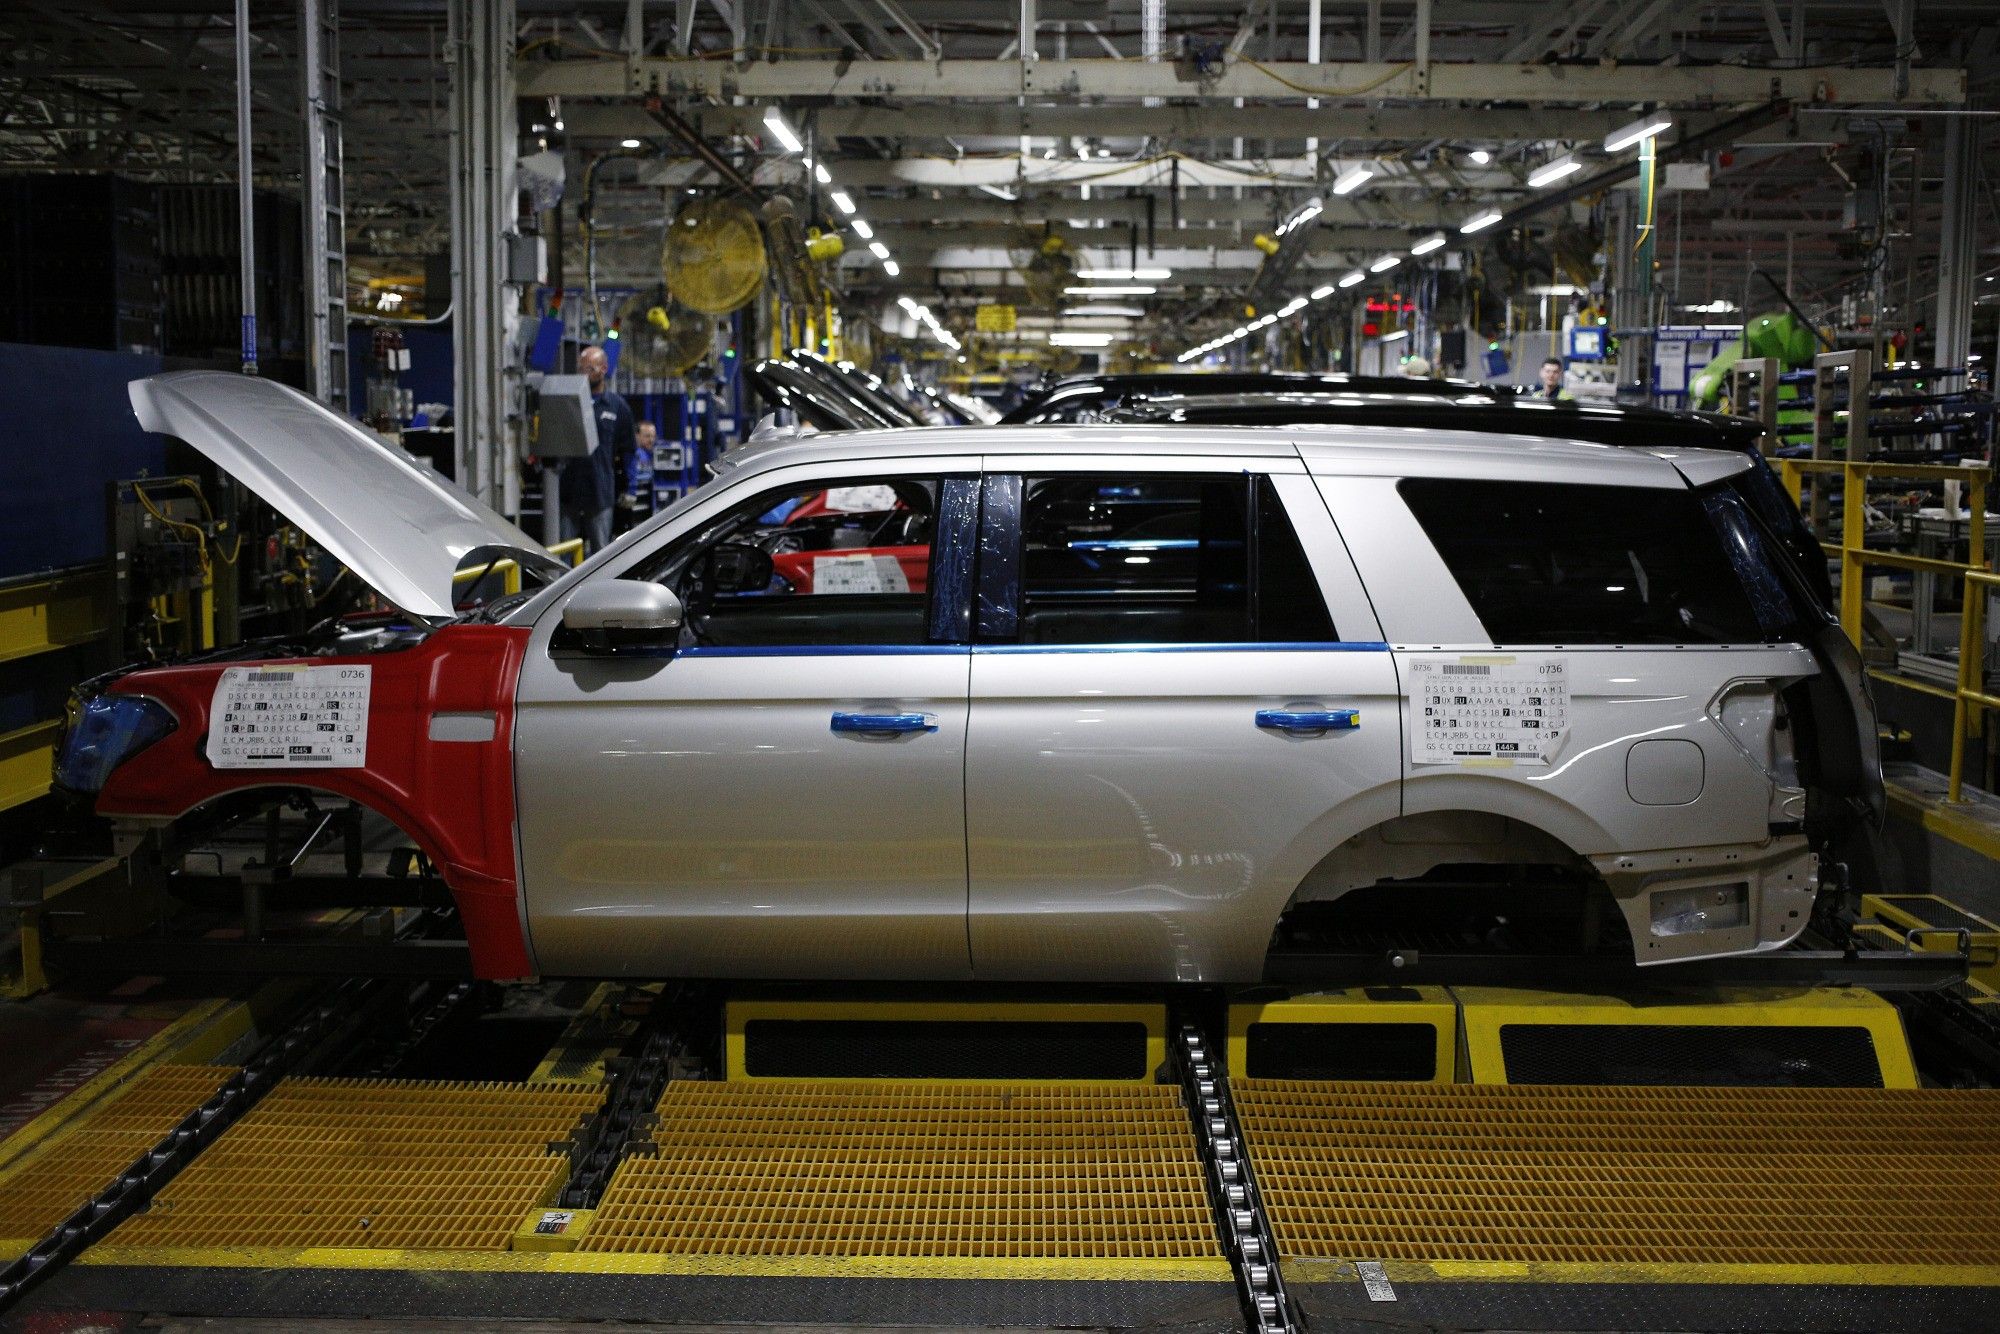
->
[1934,110,1980,373]
[301,0,348,410]
[234,0,257,376]
[449,0,521,515]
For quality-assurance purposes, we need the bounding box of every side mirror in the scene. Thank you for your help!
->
[703,541,775,595]
[562,580,684,637]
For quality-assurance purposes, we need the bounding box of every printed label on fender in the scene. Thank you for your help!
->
[1407,655,1568,766]
[208,664,370,769]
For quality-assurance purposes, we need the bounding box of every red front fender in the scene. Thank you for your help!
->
[95,624,534,979]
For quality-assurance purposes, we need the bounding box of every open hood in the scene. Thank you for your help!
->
[746,357,900,432]
[130,370,562,622]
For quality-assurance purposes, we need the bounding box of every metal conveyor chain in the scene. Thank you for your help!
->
[355,979,483,1078]
[557,992,683,1209]
[1173,1020,1295,1334]
[0,975,390,1316]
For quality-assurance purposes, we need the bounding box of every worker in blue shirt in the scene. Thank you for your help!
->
[563,345,633,553]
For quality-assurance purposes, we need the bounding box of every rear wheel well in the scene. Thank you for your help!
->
[1268,811,1631,959]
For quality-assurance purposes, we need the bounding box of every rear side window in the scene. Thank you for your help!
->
[1004,474,1336,644]
[1399,478,1773,645]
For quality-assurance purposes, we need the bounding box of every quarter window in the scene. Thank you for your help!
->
[1398,478,1772,645]
[1000,473,1336,645]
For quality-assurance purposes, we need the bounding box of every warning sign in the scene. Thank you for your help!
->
[975,303,1017,333]
[208,664,371,769]
[1407,655,1568,766]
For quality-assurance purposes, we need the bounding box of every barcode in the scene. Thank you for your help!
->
[244,671,297,683]
[1442,665,1491,676]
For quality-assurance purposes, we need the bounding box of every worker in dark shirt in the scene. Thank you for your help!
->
[563,345,633,553]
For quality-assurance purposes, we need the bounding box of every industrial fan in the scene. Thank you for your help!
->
[612,287,714,377]
[1007,225,1077,309]
[663,196,768,314]
[1101,338,1154,371]
[761,196,827,312]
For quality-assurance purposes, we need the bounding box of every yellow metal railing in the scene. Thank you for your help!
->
[1779,456,1995,802]
[451,537,587,602]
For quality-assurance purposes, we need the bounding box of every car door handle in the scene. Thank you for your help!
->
[831,712,938,735]
[1256,708,1359,733]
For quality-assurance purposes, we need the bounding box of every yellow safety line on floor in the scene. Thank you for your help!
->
[580,1081,1226,1276]
[1237,1081,2000,1269]
[1282,1258,2000,1287]
[74,1243,1229,1281]
[105,1078,602,1252]
[0,1064,237,1259]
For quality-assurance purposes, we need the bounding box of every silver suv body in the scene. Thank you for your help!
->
[86,374,1874,983]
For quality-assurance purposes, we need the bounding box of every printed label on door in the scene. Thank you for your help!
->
[208,664,370,769]
[812,553,910,594]
[1407,655,1568,766]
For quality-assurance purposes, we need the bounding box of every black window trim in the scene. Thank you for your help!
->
[972,468,1338,647]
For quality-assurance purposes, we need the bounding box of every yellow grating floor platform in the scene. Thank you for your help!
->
[106,1077,603,1252]
[582,1082,1221,1261]
[1236,1080,2000,1267]
[0,1064,235,1256]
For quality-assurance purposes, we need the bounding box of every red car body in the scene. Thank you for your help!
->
[94,625,536,978]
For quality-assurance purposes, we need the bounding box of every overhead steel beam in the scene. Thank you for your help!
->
[634,155,1509,192]
[855,194,1466,228]
[518,56,1967,106]
[565,101,1644,142]
[855,223,1442,251]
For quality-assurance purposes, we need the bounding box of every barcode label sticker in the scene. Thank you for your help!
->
[1407,655,1568,767]
[208,664,371,770]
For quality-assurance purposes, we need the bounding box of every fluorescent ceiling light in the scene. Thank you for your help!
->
[1604,114,1673,153]
[1331,166,1374,196]
[1311,284,1337,300]
[1276,199,1323,235]
[1049,331,1115,347]
[1279,298,1307,317]
[869,241,890,259]
[762,107,804,153]
[830,191,857,215]
[1527,154,1583,188]
[1379,329,1409,342]
[1232,326,1249,338]
[1468,148,1492,165]
[1338,270,1365,288]
[1370,255,1400,273]
[1410,233,1447,255]
[814,163,832,185]
[620,138,642,149]
[851,219,874,239]
[1076,267,1171,281]
[898,296,920,312]
[882,259,900,276]
[1063,285,1156,296]
[1460,209,1503,233]
[1065,304,1147,318]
